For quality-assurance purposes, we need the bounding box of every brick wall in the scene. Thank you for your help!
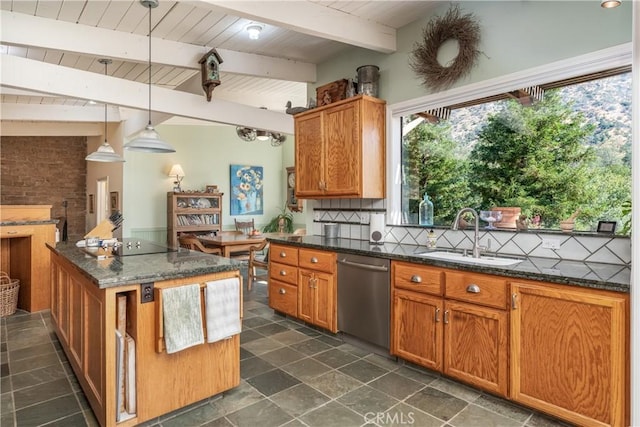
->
[1,136,87,242]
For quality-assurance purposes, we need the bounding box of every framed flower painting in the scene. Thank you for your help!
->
[230,165,264,215]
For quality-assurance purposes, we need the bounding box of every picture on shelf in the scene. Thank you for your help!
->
[205,185,218,193]
[230,165,263,216]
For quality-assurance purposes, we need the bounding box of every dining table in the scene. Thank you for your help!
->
[198,233,267,258]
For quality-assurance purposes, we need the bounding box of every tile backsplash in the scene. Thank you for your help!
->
[313,201,630,265]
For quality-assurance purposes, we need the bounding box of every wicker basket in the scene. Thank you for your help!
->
[0,272,20,317]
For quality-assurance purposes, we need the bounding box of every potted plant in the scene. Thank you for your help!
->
[262,205,294,234]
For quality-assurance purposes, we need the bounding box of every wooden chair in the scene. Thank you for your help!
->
[178,234,222,255]
[248,240,269,291]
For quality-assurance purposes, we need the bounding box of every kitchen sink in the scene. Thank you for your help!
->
[414,251,523,266]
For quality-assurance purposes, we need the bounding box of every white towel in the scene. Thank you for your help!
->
[205,278,242,343]
[162,284,204,354]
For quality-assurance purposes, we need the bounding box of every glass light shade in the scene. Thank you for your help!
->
[86,142,125,162]
[255,130,270,141]
[124,124,176,153]
[246,24,262,40]
[168,164,185,178]
[600,0,621,7]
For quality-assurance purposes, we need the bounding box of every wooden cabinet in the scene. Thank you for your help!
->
[167,192,223,248]
[268,244,337,333]
[268,243,299,317]
[510,281,629,427]
[391,261,509,397]
[298,248,337,332]
[294,95,385,199]
[393,288,443,371]
[0,205,56,312]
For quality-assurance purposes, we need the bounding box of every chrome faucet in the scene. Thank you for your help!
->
[452,208,483,258]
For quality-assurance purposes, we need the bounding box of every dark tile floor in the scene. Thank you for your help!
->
[1,273,573,427]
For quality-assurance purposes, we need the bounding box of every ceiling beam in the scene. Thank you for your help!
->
[0,104,121,122]
[196,0,397,53]
[0,11,316,83]
[1,54,293,134]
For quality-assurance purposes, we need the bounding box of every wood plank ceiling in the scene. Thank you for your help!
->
[0,0,440,131]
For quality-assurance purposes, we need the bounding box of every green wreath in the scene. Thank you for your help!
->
[410,6,481,91]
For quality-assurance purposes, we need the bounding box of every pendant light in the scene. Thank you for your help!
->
[124,0,175,153]
[86,59,125,162]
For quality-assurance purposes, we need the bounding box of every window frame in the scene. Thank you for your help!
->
[385,43,632,226]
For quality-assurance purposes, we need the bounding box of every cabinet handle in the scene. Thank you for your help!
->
[279,270,287,276]
[6,231,18,234]
[512,293,518,309]
[410,275,422,283]
[280,252,287,258]
[466,284,480,293]
[279,288,286,295]
[310,257,318,264]
[443,310,449,324]
[435,308,440,322]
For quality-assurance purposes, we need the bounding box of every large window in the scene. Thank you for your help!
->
[400,70,632,233]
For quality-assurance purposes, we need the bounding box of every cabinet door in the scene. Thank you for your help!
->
[323,101,361,196]
[510,282,628,427]
[391,289,443,371]
[295,112,324,196]
[298,270,314,324]
[312,271,336,332]
[444,300,508,397]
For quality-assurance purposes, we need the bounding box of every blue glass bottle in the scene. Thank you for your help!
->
[419,193,434,226]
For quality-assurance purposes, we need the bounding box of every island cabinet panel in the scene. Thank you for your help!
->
[294,94,385,199]
[50,249,241,427]
[510,281,629,427]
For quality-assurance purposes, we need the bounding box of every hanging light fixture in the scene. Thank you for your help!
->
[86,59,125,163]
[124,0,175,153]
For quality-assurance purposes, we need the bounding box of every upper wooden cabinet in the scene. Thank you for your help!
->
[294,95,386,199]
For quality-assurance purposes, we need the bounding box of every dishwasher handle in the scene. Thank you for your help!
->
[338,258,389,272]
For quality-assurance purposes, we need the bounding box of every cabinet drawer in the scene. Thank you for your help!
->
[299,249,335,273]
[445,271,508,309]
[393,261,443,296]
[269,262,298,285]
[271,244,299,266]
[0,226,35,238]
[269,281,298,317]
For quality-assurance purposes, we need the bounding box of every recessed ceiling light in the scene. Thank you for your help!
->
[246,24,263,40]
[600,0,621,8]
[88,100,97,105]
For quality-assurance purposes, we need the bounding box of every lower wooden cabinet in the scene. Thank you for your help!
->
[392,288,443,371]
[444,300,508,397]
[298,268,336,332]
[510,281,629,427]
[267,244,337,333]
[391,262,509,397]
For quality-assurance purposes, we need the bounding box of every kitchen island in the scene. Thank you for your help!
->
[47,240,243,427]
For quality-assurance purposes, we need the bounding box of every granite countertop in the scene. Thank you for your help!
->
[47,241,242,289]
[268,236,630,293]
[1,220,58,226]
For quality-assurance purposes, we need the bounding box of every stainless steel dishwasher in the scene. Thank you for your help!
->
[337,253,391,351]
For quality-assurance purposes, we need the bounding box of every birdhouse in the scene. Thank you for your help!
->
[198,48,223,102]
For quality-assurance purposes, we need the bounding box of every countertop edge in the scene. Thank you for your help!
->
[267,237,630,293]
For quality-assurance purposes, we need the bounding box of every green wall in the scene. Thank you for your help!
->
[122,124,300,238]
[313,1,632,103]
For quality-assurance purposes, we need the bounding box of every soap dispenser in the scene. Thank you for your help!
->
[419,193,434,226]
